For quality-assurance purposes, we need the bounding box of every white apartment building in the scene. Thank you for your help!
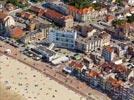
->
[75,35,103,53]
[48,29,77,49]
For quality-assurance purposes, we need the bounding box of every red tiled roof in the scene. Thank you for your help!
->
[30,6,45,16]
[69,61,76,67]
[115,64,127,73]
[74,63,83,69]
[21,12,33,19]
[30,6,42,13]
[44,8,63,19]
[130,7,134,13]
[107,77,123,88]
[10,27,25,39]
[106,15,115,21]
[30,6,73,23]
[100,62,114,72]
[104,46,114,53]
[69,61,83,70]
[120,22,130,29]
[0,11,7,20]
[43,8,73,21]
[43,9,73,22]
[68,5,93,15]
[88,70,99,78]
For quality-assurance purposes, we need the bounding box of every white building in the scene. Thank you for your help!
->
[75,35,103,53]
[128,0,134,6]
[48,29,77,49]
[31,46,58,62]
[0,12,15,34]
[3,16,15,31]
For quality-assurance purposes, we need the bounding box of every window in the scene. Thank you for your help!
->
[71,45,74,47]
[56,33,59,36]
[56,38,59,40]
[66,39,68,42]
[62,34,65,37]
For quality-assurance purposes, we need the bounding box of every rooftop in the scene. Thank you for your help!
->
[0,11,7,20]
[10,27,25,39]
[43,8,73,21]
[107,77,123,88]
[36,46,56,57]
[103,46,114,53]
[88,70,100,78]
[76,34,101,44]
[99,31,111,39]
[99,62,115,73]
[68,5,93,15]
[114,64,128,73]
[21,12,34,19]
[69,61,83,70]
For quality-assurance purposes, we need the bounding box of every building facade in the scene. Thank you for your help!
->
[67,5,93,22]
[102,46,115,62]
[48,29,77,49]
[43,8,74,28]
[0,12,15,34]
[75,35,103,53]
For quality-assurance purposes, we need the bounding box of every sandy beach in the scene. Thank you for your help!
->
[0,54,85,100]
[0,83,26,100]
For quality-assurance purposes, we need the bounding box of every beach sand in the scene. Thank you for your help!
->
[0,55,85,100]
[0,83,26,100]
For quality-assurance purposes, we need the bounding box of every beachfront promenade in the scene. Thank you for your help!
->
[0,40,110,100]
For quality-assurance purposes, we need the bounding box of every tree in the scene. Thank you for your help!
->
[7,0,28,8]
[112,19,126,26]
[66,0,92,9]
[127,14,134,23]
[115,0,123,6]
[91,3,101,10]
[7,0,19,6]
[30,0,44,3]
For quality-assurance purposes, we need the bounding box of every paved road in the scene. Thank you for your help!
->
[0,40,111,100]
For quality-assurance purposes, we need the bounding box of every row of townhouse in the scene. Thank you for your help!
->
[30,6,74,29]
[67,61,134,100]
[75,31,111,53]
[43,2,108,22]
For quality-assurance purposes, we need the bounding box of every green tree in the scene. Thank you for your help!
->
[127,14,134,23]
[30,0,44,3]
[91,3,101,10]
[112,19,126,26]
[67,0,92,9]
[115,0,123,6]
[7,0,28,8]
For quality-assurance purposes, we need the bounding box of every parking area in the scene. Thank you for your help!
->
[23,48,42,61]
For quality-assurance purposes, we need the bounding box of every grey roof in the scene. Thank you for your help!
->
[90,23,105,30]
[76,35,101,44]
[36,46,56,57]
[37,23,51,29]
[21,30,38,39]
[0,1,7,5]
